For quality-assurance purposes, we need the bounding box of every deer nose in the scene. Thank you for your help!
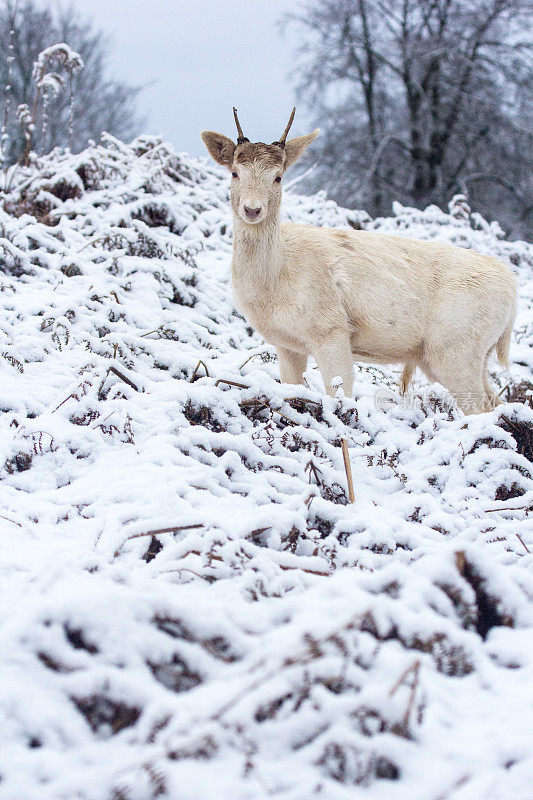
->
[244,205,262,220]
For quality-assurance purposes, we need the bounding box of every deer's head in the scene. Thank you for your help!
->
[201,108,319,225]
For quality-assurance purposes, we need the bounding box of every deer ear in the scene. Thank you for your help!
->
[284,129,320,170]
[201,131,236,168]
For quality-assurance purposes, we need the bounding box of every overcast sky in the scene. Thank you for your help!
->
[62,0,304,157]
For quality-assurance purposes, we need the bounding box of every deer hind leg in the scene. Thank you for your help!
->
[421,348,494,414]
[482,350,503,409]
[312,330,354,397]
[276,346,308,386]
[400,363,414,395]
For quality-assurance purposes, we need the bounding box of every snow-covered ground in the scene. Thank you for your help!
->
[0,134,532,800]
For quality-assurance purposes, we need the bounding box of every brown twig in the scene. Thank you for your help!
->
[238,353,261,370]
[485,505,530,513]
[434,774,471,800]
[114,524,204,556]
[305,459,323,486]
[389,659,421,730]
[270,407,298,427]
[190,360,209,381]
[215,378,249,389]
[239,398,299,427]
[158,568,212,581]
[285,396,323,421]
[286,396,322,409]
[141,525,204,537]
[214,376,311,426]
[90,411,115,429]
[108,366,139,392]
[516,533,531,554]
[51,391,78,413]
[51,379,92,413]
[389,660,416,696]
[0,514,21,527]
[340,438,355,502]
[498,383,510,397]
[278,562,330,577]
[244,527,271,540]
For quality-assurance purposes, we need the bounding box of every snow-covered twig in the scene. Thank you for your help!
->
[20,43,84,164]
[0,2,18,171]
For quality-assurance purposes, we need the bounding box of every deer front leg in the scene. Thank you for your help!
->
[276,346,308,386]
[312,331,354,397]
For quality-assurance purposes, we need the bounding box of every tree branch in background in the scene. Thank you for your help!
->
[284,0,532,238]
[0,0,144,163]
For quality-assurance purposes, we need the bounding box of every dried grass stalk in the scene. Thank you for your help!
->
[340,438,355,502]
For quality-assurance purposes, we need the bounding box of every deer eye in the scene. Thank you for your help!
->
[274,176,282,183]
[232,171,238,179]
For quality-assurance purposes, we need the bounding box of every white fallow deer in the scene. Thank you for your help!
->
[201,108,517,414]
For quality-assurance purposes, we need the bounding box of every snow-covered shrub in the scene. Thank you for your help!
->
[0,135,532,799]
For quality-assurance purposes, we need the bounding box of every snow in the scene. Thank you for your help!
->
[0,133,532,800]
[32,44,84,81]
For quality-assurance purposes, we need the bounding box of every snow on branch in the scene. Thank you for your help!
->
[16,43,85,165]
[32,43,84,81]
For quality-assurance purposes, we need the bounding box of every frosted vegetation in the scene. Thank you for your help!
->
[0,2,142,165]
[0,134,532,799]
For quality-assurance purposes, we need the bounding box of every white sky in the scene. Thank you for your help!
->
[62,0,305,156]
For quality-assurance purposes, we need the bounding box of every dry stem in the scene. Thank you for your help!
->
[340,438,355,502]
[389,659,421,730]
[190,360,209,381]
[114,524,204,556]
[108,366,139,392]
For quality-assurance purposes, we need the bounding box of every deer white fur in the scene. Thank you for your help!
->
[201,109,517,414]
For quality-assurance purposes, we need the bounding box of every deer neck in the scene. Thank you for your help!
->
[231,212,282,296]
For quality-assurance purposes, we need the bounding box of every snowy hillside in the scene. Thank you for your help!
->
[0,134,532,800]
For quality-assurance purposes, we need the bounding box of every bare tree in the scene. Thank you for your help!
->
[0,0,144,162]
[284,0,532,237]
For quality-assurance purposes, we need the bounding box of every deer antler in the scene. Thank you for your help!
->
[273,107,296,148]
[233,107,249,145]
